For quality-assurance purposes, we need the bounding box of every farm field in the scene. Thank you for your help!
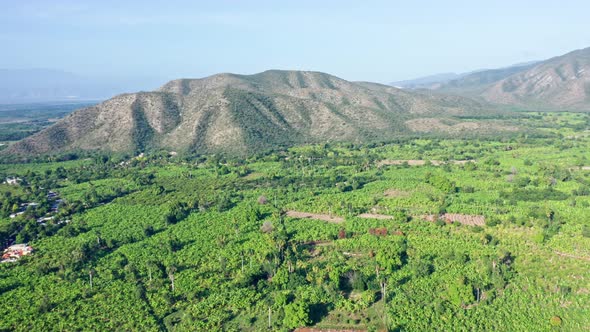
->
[0,112,589,331]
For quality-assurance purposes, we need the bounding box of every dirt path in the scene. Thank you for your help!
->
[554,250,590,262]
[377,159,474,167]
[357,213,394,220]
[286,211,345,223]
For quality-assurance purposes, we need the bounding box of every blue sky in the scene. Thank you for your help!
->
[1,0,589,84]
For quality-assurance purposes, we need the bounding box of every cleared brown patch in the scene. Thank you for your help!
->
[286,210,345,223]
[368,227,388,236]
[405,117,518,133]
[357,213,394,220]
[420,213,485,226]
[378,159,428,166]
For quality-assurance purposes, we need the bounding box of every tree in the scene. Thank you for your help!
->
[88,269,95,289]
[283,301,311,329]
[273,267,289,289]
[167,265,177,292]
[447,276,475,306]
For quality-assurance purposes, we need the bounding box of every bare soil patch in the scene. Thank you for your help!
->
[286,211,345,223]
[405,117,518,133]
[419,213,485,226]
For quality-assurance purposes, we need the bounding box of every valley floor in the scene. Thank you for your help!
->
[0,112,589,331]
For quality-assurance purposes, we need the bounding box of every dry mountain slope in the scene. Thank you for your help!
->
[7,70,494,156]
[436,63,538,94]
[480,47,590,110]
[433,47,590,111]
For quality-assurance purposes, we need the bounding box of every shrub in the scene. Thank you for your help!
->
[486,218,500,227]
[549,316,562,327]
[257,195,268,204]
[283,301,311,329]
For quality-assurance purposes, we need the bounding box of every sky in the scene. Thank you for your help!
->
[1,0,590,85]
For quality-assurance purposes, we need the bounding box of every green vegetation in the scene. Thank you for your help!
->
[0,112,589,331]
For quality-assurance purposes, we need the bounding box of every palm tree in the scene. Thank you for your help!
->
[167,265,176,292]
[88,268,95,289]
[146,260,157,283]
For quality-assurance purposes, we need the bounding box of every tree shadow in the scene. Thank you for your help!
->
[309,302,332,325]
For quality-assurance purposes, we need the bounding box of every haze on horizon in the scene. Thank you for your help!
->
[1,0,590,85]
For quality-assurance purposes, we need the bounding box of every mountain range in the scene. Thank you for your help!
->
[396,47,590,111]
[390,62,540,90]
[5,47,590,156]
[6,70,496,156]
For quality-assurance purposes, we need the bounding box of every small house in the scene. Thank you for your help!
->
[1,244,33,263]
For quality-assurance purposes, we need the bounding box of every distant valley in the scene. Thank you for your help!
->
[0,69,164,104]
[0,101,98,148]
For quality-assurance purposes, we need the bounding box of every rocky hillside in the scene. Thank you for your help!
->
[479,48,590,110]
[6,70,494,156]
[437,63,538,94]
[432,48,590,111]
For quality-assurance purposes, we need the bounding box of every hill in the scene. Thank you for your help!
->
[429,48,590,111]
[6,70,499,156]
[478,48,590,110]
[437,62,538,94]
[393,62,538,91]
